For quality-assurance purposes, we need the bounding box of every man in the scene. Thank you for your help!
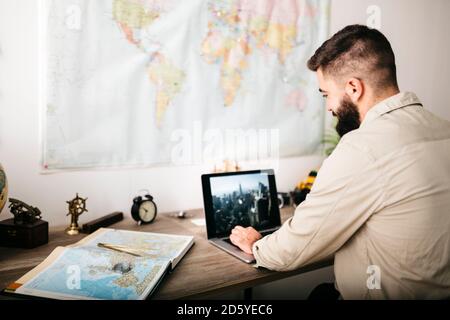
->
[230,24,450,299]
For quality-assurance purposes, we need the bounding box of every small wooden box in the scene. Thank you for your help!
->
[0,219,49,249]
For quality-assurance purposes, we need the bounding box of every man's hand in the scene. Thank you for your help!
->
[230,226,262,254]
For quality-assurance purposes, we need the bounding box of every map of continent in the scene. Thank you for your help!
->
[202,0,301,106]
[20,247,165,300]
[112,0,186,125]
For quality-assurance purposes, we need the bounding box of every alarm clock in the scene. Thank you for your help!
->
[131,192,157,225]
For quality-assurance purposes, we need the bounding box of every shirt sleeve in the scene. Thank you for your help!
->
[252,139,386,271]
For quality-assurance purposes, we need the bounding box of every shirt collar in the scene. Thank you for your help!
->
[360,92,423,127]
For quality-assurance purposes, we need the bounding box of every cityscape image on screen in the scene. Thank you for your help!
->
[210,173,273,235]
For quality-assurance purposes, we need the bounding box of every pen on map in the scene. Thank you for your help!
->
[97,242,142,257]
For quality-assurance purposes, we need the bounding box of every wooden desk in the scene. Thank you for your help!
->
[0,207,333,299]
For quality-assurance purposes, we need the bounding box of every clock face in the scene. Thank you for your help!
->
[139,200,156,223]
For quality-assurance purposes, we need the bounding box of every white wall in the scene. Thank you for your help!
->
[1,0,449,227]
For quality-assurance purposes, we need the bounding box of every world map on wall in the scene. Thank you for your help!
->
[43,0,329,169]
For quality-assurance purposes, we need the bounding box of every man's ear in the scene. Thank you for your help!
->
[345,77,363,102]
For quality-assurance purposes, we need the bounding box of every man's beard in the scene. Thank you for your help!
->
[333,95,361,137]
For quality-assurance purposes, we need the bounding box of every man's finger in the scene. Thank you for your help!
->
[230,234,241,244]
[231,228,241,235]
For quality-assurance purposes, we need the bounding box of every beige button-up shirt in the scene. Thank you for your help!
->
[253,92,450,299]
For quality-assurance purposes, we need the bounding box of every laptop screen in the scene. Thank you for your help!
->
[201,169,281,239]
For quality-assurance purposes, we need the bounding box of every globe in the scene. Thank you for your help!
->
[0,163,8,215]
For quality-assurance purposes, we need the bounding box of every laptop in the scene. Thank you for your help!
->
[201,169,282,263]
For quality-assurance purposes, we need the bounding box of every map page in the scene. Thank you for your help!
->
[9,228,194,300]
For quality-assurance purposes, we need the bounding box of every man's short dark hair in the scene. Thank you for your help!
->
[307,24,398,90]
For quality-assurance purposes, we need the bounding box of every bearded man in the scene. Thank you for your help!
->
[230,24,450,300]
